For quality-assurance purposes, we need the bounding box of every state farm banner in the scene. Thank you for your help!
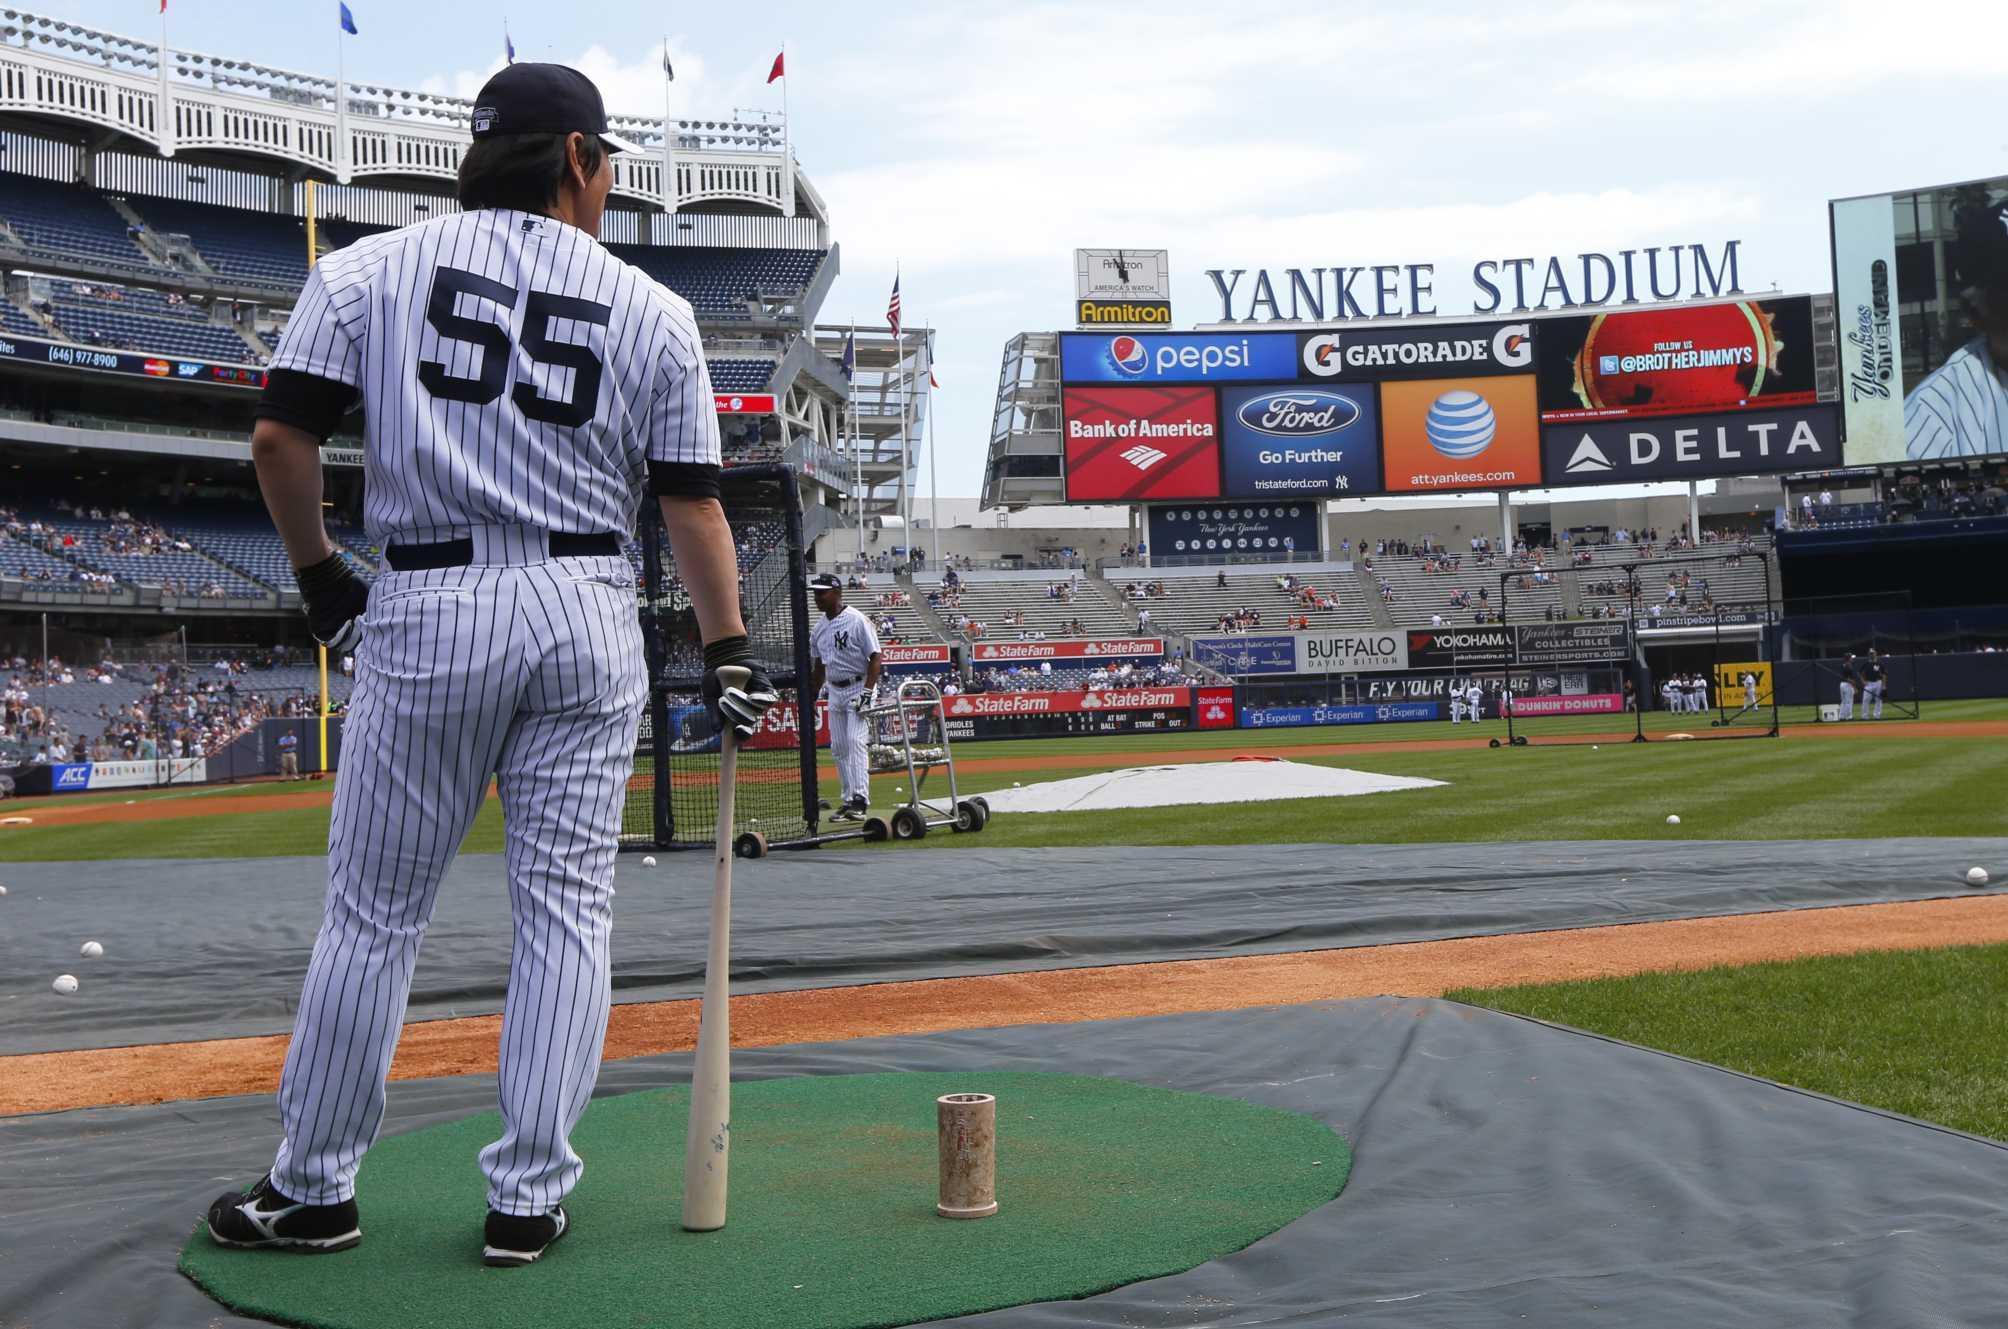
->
[742,698,831,751]
[1196,686,1237,729]
[1507,693,1624,717]
[1293,630,1409,674]
[881,643,953,667]
[1513,620,1632,664]
[944,687,1191,718]
[971,638,1164,662]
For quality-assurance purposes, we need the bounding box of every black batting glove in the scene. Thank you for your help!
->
[295,551,370,653]
[702,635,780,744]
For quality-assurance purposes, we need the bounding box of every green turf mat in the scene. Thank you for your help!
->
[180,1071,1349,1329]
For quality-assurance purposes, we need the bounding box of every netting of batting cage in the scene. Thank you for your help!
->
[1773,591,1923,725]
[1497,548,1778,746]
[620,463,817,851]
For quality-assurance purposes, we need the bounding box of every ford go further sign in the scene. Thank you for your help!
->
[1219,383,1381,498]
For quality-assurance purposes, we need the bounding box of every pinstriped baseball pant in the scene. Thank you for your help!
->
[271,542,645,1217]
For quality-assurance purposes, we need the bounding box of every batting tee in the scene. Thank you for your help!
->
[621,463,818,851]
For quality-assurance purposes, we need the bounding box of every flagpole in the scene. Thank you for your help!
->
[778,41,795,218]
[848,324,864,568]
[661,38,678,217]
[335,21,350,184]
[157,4,175,158]
[923,322,940,567]
[897,325,911,557]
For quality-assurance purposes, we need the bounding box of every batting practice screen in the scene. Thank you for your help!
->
[620,463,818,850]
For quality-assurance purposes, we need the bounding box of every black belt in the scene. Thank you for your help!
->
[833,676,860,688]
[383,531,622,571]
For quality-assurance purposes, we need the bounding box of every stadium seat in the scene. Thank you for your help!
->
[0,176,160,276]
[603,244,826,319]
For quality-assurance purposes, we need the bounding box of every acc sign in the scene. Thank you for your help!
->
[1299,321,1533,381]
[1541,404,1840,485]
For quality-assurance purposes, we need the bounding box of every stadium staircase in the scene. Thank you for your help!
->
[895,574,956,644]
[1354,566,1398,629]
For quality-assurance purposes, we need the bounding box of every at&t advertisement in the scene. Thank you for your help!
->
[1378,375,1541,492]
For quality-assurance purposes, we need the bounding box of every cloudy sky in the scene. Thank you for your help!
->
[58,0,2008,495]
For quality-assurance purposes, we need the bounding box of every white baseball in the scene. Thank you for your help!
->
[1666,814,1681,825]
[0,883,8,896]
[52,974,79,995]
[1968,867,1991,887]
[80,940,104,959]
[1592,745,1599,751]
[642,856,658,867]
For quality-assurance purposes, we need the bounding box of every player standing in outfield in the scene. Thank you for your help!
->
[808,572,883,821]
[1861,651,1888,719]
[1734,668,1762,719]
[1463,679,1483,725]
[204,64,777,1267]
[1839,654,1862,720]
[1905,193,2008,459]
[1448,678,1467,724]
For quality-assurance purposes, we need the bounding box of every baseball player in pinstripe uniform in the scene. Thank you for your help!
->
[1905,194,2008,459]
[204,64,777,1268]
[807,573,883,820]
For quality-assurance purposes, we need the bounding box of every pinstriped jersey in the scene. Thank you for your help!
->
[811,605,881,682]
[1904,338,2008,459]
[272,207,719,544]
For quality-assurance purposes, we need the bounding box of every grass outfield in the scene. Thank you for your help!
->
[2,702,2005,862]
[1452,943,2008,1141]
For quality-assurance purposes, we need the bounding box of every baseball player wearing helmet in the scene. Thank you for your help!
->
[1905,191,2008,459]
[807,573,883,820]
[204,63,776,1267]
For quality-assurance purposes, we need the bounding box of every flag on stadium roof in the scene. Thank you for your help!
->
[339,2,358,35]
[662,39,674,81]
[767,51,785,83]
[504,24,515,65]
[840,330,856,381]
[886,273,901,339]
[930,366,940,389]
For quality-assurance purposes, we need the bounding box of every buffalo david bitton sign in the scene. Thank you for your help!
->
[1292,631,1409,674]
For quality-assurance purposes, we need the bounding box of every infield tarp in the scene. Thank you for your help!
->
[5,999,2008,1327]
[1,838,2001,1054]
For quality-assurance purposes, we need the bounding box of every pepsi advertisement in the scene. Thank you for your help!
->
[1219,383,1381,497]
[1190,634,1299,675]
[1237,701,1440,729]
[1060,331,1298,384]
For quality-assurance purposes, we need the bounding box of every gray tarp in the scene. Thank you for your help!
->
[1,838,2000,1053]
[2,838,2000,1055]
[5,999,2008,1327]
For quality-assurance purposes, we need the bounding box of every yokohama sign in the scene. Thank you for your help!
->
[971,638,1164,662]
[944,688,1190,717]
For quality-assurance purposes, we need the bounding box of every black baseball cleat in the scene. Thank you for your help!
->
[205,1175,361,1253]
[483,1206,569,1267]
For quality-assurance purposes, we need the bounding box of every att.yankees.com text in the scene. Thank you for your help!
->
[1408,470,1520,487]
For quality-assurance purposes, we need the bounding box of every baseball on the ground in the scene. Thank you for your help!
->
[1666,814,1682,825]
[0,883,8,895]
[80,941,104,958]
[1968,867,1991,887]
[642,855,657,867]
[52,974,79,995]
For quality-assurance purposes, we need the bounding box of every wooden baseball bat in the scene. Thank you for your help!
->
[682,665,748,1231]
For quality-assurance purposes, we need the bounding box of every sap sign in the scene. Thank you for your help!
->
[1147,502,1323,558]
[1059,332,1297,384]
[1220,384,1382,498]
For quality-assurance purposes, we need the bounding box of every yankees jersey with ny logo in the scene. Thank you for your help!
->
[271,207,719,544]
[811,605,881,684]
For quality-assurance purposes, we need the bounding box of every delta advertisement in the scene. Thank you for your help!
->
[1830,174,2008,465]
[1540,404,1842,485]
[1146,503,1323,558]
[1218,383,1381,497]
[1536,298,1821,424]
[1062,385,1222,502]
[1238,701,1440,729]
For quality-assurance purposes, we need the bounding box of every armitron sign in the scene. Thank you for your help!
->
[1077,298,1172,326]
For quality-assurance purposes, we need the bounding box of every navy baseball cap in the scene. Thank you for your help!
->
[806,573,842,592]
[469,63,642,154]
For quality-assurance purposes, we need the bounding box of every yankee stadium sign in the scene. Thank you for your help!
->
[1206,241,1745,322]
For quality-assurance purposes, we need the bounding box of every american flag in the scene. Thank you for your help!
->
[885,273,901,339]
